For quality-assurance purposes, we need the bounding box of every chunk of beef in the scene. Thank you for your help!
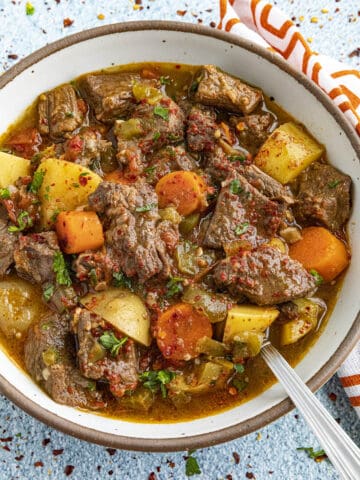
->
[204,147,294,204]
[203,173,285,249]
[230,113,275,153]
[14,232,59,284]
[294,163,351,231]
[72,308,139,397]
[186,105,217,152]
[37,85,84,138]
[214,245,316,305]
[154,220,179,278]
[64,127,114,169]
[194,65,262,114]
[145,145,198,185]
[24,312,104,408]
[80,73,158,123]
[89,181,177,282]
[73,250,113,291]
[0,208,17,276]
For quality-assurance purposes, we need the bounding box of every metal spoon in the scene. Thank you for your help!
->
[261,342,360,480]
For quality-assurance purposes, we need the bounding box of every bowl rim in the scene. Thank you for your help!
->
[0,20,359,452]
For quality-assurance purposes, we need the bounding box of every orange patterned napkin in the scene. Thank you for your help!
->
[217,0,360,415]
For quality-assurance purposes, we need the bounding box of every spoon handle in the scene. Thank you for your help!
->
[261,343,360,480]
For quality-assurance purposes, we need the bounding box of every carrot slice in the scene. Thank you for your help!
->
[103,169,135,184]
[289,226,349,282]
[56,211,104,254]
[156,303,212,361]
[155,171,207,216]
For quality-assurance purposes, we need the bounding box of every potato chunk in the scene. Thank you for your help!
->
[255,122,324,184]
[223,304,279,343]
[0,151,30,188]
[37,158,102,228]
[81,287,151,346]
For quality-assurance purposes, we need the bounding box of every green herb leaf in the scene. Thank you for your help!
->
[8,211,33,232]
[112,271,132,290]
[87,381,97,392]
[135,203,156,213]
[53,251,72,287]
[297,447,327,461]
[189,81,199,93]
[232,378,248,392]
[139,369,176,398]
[153,131,161,141]
[50,209,61,223]
[25,2,35,15]
[28,169,45,194]
[229,179,243,195]
[154,105,169,120]
[144,165,156,176]
[65,111,74,118]
[0,188,10,199]
[228,154,246,163]
[185,455,201,476]
[235,222,250,236]
[160,76,171,85]
[310,269,324,286]
[43,285,55,302]
[328,180,340,189]
[89,268,98,286]
[234,363,245,374]
[72,182,80,188]
[166,277,184,298]
[99,331,128,357]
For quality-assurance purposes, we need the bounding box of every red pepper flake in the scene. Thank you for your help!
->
[97,466,101,472]
[42,438,50,446]
[15,455,24,461]
[226,475,233,480]
[2,446,10,452]
[246,473,255,479]
[176,10,187,16]
[8,54,18,60]
[232,452,240,464]
[167,460,175,468]
[269,472,274,475]
[156,466,161,472]
[0,437,13,442]
[108,470,113,476]
[328,392,337,402]
[135,0,142,4]
[34,461,44,467]
[148,473,157,480]
[52,449,64,456]
[349,47,360,58]
[64,465,75,476]
[106,448,117,456]
[294,414,299,420]
[210,21,216,28]
[63,18,74,27]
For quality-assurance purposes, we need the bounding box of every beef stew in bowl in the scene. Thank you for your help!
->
[0,62,351,422]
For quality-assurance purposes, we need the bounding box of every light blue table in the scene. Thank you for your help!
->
[0,1,359,478]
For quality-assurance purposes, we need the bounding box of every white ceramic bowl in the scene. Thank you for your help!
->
[0,22,359,451]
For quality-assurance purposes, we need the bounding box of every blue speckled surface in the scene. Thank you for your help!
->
[0,1,359,479]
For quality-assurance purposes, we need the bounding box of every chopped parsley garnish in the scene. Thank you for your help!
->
[25,2,35,15]
[189,81,199,93]
[228,154,246,163]
[297,447,327,461]
[65,111,74,118]
[112,271,132,290]
[229,179,243,195]
[144,165,156,175]
[232,378,248,392]
[53,251,72,287]
[166,277,184,298]
[28,169,45,194]
[310,269,324,286]
[0,188,10,199]
[167,133,180,141]
[328,180,340,189]
[160,76,170,85]
[43,285,55,302]
[87,381,97,392]
[50,209,61,223]
[154,105,169,120]
[234,363,245,374]
[8,211,33,232]
[135,203,156,212]
[153,131,161,141]
[235,222,250,236]
[89,268,98,286]
[185,451,201,476]
[139,369,176,398]
[72,182,80,188]
[99,331,128,357]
